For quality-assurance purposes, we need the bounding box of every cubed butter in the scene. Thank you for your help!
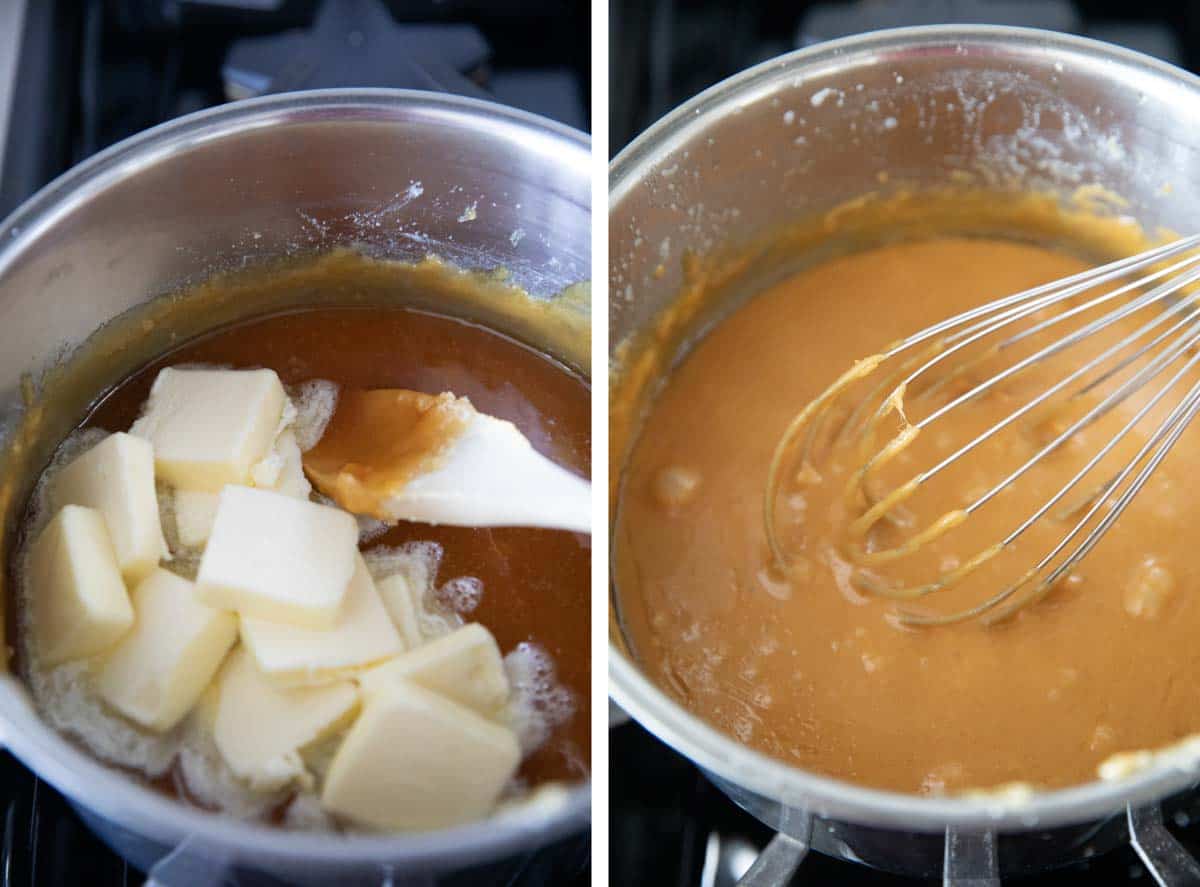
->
[270,430,312,499]
[50,432,168,582]
[357,623,508,717]
[213,648,359,791]
[196,486,358,628]
[173,489,220,549]
[376,573,424,649]
[173,429,309,550]
[28,505,134,666]
[252,430,311,500]
[191,679,221,734]
[130,367,286,491]
[96,568,237,731]
[241,555,403,686]
[321,680,519,830]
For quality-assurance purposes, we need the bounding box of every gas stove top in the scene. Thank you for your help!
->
[611,722,1200,885]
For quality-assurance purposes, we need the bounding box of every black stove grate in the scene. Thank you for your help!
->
[0,751,135,886]
[611,722,1200,885]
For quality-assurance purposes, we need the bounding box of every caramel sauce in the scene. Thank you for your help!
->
[615,237,1200,795]
[77,306,590,791]
[303,389,471,519]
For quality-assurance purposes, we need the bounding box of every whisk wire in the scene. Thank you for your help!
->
[839,311,1200,568]
[850,253,1200,470]
[981,374,1200,625]
[919,304,1200,486]
[883,234,1200,356]
[898,340,1200,626]
[809,239,1200,465]
[914,257,1200,432]
[766,235,1200,626]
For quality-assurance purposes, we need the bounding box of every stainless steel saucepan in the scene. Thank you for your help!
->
[0,89,590,886]
[610,26,1200,883]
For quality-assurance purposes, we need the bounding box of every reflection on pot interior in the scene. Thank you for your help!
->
[613,186,1200,796]
[5,250,590,832]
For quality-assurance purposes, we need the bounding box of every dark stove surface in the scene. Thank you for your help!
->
[611,722,1200,885]
[1,0,589,218]
[0,751,138,886]
[0,1,589,883]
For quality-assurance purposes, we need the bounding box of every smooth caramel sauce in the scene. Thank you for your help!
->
[303,389,471,519]
[615,237,1200,794]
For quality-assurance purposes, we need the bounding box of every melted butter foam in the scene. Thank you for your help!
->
[503,643,576,757]
[175,716,285,819]
[437,576,483,615]
[362,541,462,641]
[31,659,179,776]
[289,379,339,453]
[354,514,391,545]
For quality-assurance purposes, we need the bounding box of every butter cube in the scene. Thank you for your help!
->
[271,430,312,499]
[191,680,221,734]
[214,648,359,791]
[173,489,220,549]
[357,623,508,717]
[252,430,311,500]
[322,681,520,830]
[97,568,237,731]
[131,368,286,492]
[173,430,309,551]
[50,432,168,582]
[241,555,403,686]
[196,486,357,628]
[376,573,424,648]
[29,505,134,666]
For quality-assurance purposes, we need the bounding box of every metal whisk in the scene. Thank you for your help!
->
[764,234,1200,627]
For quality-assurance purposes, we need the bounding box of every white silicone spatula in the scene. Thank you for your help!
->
[302,388,590,533]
